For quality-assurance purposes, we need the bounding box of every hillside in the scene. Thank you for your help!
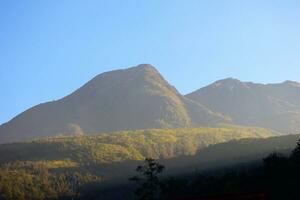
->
[164,132,300,174]
[0,64,227,143]
[186,78,300,134]
[0,127,273,165]
[158,134,300,200]
[0,127,298,200]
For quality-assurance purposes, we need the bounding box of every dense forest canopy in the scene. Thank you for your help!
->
[0,127,296,200]
[0,127,273,165]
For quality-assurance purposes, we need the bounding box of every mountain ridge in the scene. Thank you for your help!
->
[186,77,300,133]
[0,64,227,143]
[1,64,299,143]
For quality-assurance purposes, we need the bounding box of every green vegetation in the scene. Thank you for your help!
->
[0,127,273,165]
[0,127,274,200]
[0,162,100,200]
[130,158,165,200]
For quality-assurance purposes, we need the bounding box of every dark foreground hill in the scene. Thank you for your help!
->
[186,78,300,134]
[0,64,227,143]
[0,127,298,200]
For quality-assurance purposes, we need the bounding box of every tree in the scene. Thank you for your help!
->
[130,158,165,200]
[290,139,300,165]
[263,152,288,172]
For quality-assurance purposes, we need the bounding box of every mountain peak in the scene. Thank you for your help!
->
[216,77,241,83]
[127,64,157,72]
[92,64,157,79]
[135,63,156,69]
[282,80,300,87]
[211,78,245,89]
[82,64,161,92]
[2,64,223,143]
[186,77,300,134]
[128,64,160,77]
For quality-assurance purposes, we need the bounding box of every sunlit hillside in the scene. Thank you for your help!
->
[0,127,295,200]
[0,127,274,165]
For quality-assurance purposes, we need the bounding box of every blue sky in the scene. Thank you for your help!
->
[1,0,300,124]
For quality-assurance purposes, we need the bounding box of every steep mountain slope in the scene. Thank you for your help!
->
[0,64,226,143]
[186,78,300,134]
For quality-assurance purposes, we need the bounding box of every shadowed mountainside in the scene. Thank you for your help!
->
[186,78,300,134]
[0,128,297,200]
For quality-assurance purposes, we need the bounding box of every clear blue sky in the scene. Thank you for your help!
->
[1,0,300,124]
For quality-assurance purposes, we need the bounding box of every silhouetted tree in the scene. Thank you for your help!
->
[263,152,288,172]
[290,139,300,166]
[130,158,165,200]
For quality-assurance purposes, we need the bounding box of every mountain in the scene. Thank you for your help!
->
[0,64,227,143]
[2,64,299,143]
[186,78,300,134]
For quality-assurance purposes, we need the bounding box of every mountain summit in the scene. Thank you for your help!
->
[186,78,300,133]
[2,65,299,143]
[0,64,226,143]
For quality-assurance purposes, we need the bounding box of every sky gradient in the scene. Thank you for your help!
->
[1,0,300,124]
